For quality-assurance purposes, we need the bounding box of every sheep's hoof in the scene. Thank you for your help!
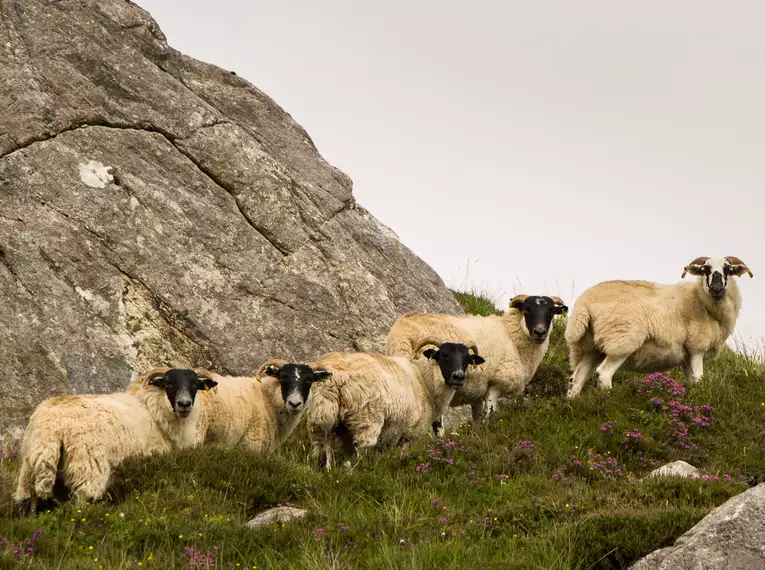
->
[566,385,581,399]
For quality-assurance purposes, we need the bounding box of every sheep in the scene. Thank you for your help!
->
[385,294,567,432]
[306,341,485,470]
[13,368,217,508]
[193,359,331,453]
[565,256,754,398]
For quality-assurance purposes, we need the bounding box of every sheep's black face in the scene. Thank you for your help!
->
[423,342,485,387]
[511,296,568,344]
[149,369,218,418]
[264,363,332,414]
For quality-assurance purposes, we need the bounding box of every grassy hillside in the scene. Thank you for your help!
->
[1,290,763,569]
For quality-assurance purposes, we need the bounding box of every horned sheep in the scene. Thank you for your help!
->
[13,368,217,508]
[194,359,330,453]
[565,256,753,398]
[385,295,567,432]
[306,341,485,470]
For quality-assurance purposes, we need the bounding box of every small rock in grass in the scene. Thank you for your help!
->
[648,460,700,479]
[246,506,307,528]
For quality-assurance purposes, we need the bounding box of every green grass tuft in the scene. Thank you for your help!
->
[450,288,504,317]
[0,289,763,568]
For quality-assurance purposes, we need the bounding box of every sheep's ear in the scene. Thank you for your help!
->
[681,257,709,278]
[423,348,438,361]
[197,377,218,391]
[725,257,753,278]
[263,365,281,378]
[550,296,568,314]
[468,354,485,366]
[509,294,528,310]
[312,370,332,382]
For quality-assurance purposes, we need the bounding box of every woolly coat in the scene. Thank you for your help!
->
[14,368,200,505]
[194,361,305,454]
[564,278,743,372]
[385,308,549,406]
[306,351,457,456]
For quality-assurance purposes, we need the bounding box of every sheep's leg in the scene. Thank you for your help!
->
[688,353,704,382]
[343,413,384,461]
[594,354,629,391]
[71,472,110,506]
[13,460,35,504]
[567,352,597,398]
[470,402,485,422]
[432,418,445,438]
[353,423,384,455]
[681,361,694,383]
[483,386,501,418]
[317,442,334,471]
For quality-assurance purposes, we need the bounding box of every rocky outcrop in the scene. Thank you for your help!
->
[630,483,765,570]
[0,0,460,446]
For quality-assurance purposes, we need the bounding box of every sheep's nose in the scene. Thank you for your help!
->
[533,325,547,335]
[287,400,302,410]
[452,370,466,381]
[176,398,192,409]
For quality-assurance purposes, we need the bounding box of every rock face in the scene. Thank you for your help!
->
[0,0,461,446]
[630,483,765,570]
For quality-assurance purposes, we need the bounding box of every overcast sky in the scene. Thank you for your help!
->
[138,0,764,351]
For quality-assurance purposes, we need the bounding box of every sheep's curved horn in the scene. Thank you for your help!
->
[550,296,566,307]
[194,368,217,381]
[412,337,442,355]
[145,367,169,382]
[466,340,480,355]
[725,256,753,278]
[681,256,710,278]
[509,294,528,309]
[255,358,288,383]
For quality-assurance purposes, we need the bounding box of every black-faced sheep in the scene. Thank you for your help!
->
[306,341,484,470]
[565,256,753,398]
[385,295,567,431]
[194,360,331,453]
[13,368,216,508]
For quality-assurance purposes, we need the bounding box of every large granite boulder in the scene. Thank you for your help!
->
[630,483,765,570]
[0,0,460,446]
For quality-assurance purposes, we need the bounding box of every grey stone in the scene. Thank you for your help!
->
[0,0,461,444]
[647,461,700,479]
[630,483,765,570]
[246,506,307,528]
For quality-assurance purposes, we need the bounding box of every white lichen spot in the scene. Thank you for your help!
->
[74,286,110,314]
[129,196,140,210]
[75,286,96,302]
[79,160,113,189]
